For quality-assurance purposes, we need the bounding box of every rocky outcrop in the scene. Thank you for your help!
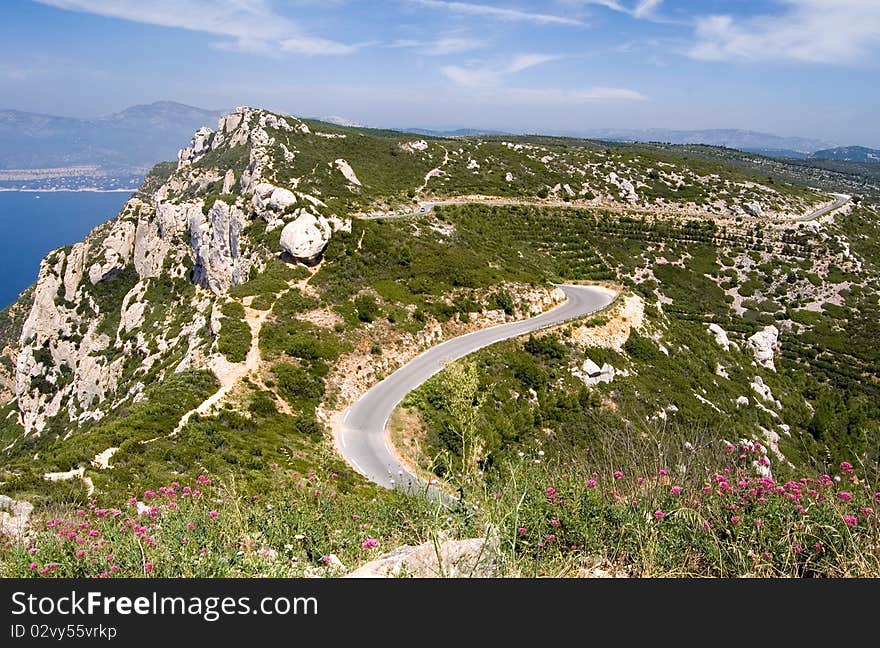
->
[190,201,250,294]
[333,159,362,187]
[134,201,199,278]
[177,126,214,167]
[251,183,297,213]
[572,358,621,386]
[346,536,499,578]
[0,495,33,537]
[399,140,428,153]
[708,323,738,352]
[747,325,778,370]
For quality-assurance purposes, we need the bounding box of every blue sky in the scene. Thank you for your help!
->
[1,0,879,145]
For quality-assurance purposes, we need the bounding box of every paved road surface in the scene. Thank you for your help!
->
[793,193,850,221]
[337,284,617,494]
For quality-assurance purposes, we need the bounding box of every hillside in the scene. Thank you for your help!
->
[0,107,877,577]
[810,146,880,164]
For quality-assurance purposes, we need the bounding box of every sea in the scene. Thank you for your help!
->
[0,191,133,309]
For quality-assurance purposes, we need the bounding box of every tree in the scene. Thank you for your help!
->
[439,361,484,478]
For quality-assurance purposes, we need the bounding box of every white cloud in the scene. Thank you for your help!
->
[441,65,499,87]
[441,51,645,103]
[411,0,584,26]
[688,0,880,64]
[632,0,662,19]
[441,52,563,87]
[36,0,363,56]
[574,0,662,19]
[392,35,489,55]
[507,53,564,73]
[280,37,370,56]
[510,86,647,103]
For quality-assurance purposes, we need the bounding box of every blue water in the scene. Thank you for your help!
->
[0,192,132,308]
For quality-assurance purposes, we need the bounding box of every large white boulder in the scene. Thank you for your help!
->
[279,211,333,264]
[748,325,779,370]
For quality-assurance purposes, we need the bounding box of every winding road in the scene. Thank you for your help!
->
[335,284,617,493]
[360,193,851,223]
[794,193,850,222]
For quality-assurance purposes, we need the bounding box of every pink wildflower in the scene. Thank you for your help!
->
[654,510,666,521]
[838,491,853,502]
[613,470,623,480]
[517,527,527,535]
[550,519,560,527]
[670,486,682,495]
[843,515,858,527]
[28,562,37,570]
[586,479,597,488]
[209,510,218,519]
[361,538,379,550]
[145,562,154,573]
[840,461,854,474]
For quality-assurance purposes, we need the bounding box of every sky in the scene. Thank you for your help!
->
[1,0,879,146]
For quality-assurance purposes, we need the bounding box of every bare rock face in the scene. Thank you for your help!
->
[0,495,33,537]
[747,325,778,370]
[222,169,235,194]
[279,210,333,264]
[708,323,739,352]
[251,183,297,212]
[177,126,214,168]
[134,201,199,279]
[87,217,136,285]
[16,248,126,433]
[345,537,499,578]
[189,200,250,294]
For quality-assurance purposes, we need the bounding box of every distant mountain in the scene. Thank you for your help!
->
[0,101,224,173]
[809,145,880,163]
[403,127,509,138]
[575,128,834,154]
[320,115,365,128]
[740,148,810,160]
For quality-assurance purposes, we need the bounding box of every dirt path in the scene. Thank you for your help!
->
[171,272,316,434]
[415,145,449,194]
